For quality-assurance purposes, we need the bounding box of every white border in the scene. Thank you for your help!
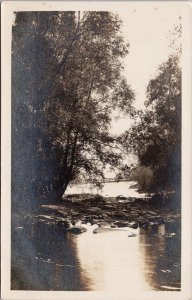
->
[1,1,192,300]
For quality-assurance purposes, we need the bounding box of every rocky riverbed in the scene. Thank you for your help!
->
[13,193,181,235]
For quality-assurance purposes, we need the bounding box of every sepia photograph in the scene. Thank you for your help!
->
[1,1,192,300]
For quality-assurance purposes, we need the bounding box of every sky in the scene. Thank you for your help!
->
[111,3,181,134]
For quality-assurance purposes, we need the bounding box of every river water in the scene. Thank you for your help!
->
[71,222,181,291]
[65,180,146,198]
[12,181,181,291]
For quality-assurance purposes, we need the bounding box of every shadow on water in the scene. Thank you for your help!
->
[11,222,91,290]
[11,220,181,291]
[139,222,181,291]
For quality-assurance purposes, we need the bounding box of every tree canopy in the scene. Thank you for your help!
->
[12,11,134,211]
[121,54,181,194]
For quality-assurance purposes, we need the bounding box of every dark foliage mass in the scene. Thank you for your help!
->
[122,55,181,195]
[12,11,134,211]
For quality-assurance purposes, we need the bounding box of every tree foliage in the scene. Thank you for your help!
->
[122,55,181,193]
[12,11,134,211]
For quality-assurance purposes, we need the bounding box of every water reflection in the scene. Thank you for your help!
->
[74,225,151,291]
[72,223,181,291]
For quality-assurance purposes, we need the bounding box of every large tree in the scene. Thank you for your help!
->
[12,12,59,211]
[12,12,134,211]
[122,54,181,194]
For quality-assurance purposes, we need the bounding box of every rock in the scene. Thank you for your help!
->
[116,195,126,201]
[149,221,159,226]
[81,220,87,224]
[93,227,111,234]
[104,204,115,209]
[110,224,117,228]
[66,226,87,234]
[98,221,109,227]
[93,227,115,234]
[102,213,109,219]
[114,221,129,227]
[117,200,127,203]
[88,215,100,221]
[112,212,125,219]
[128,232,137,237]
[127,197,136,203]
[87,207,102,213]
[93,226,129,234]
[128,221,138,229]
[90,219,100,225]
[84,218,92,224]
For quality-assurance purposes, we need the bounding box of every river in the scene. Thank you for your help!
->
[71,222,181,291]
[65,180,147,198]
[11,181,181,291]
